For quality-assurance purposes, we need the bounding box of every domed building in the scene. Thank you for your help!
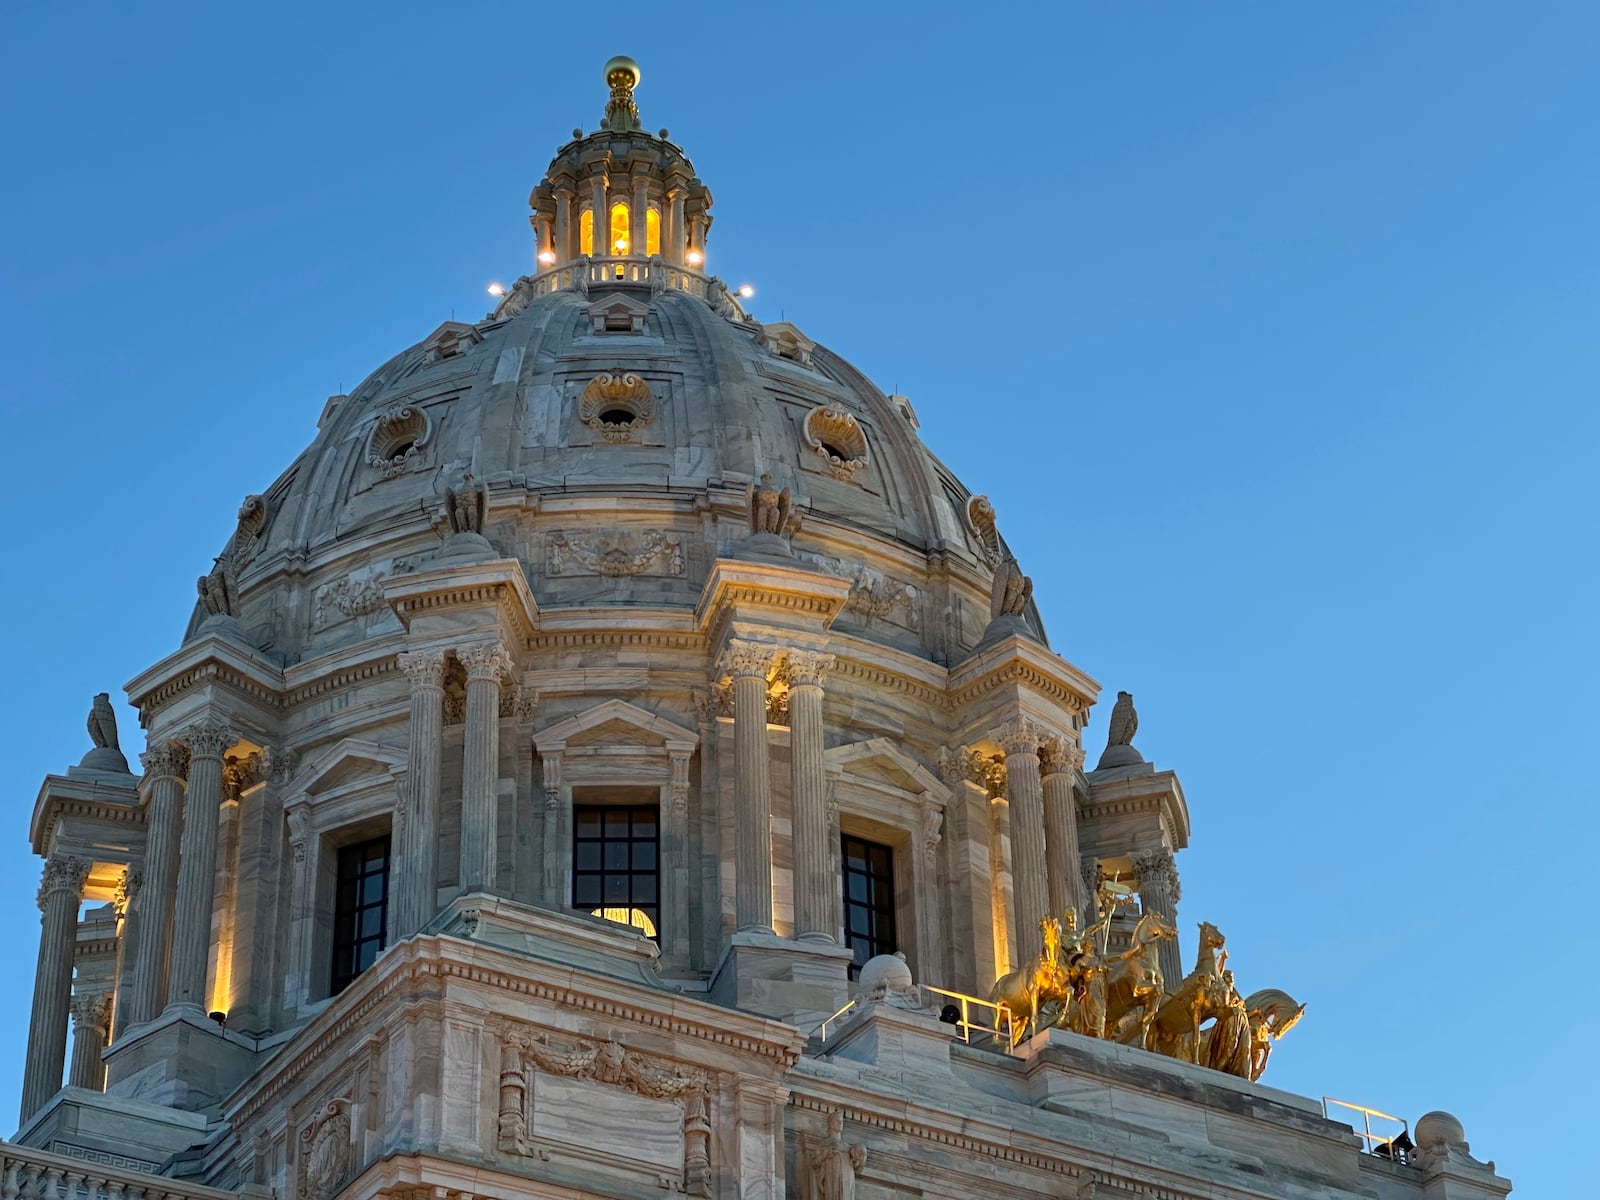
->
[14,59,1510,1200]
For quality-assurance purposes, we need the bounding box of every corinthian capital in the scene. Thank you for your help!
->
[458,643,514,683]
[397,648,448,688]
[37,854,91,910]
[1131,848,1180,901]
[991,715,1049,757]
[181,721,236,760]
[70,992,113,1033]
[718,639,777,681]
[264,745,299,787]
[115,863,143,914]
[784,650,835,689]
[1039,735,1085,777]
[139,743,188,781]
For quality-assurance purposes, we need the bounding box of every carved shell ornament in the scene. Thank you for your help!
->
[803,403,870,480]
[578,371,654,441]
[367,405,432,477]
[963,494,1002,564]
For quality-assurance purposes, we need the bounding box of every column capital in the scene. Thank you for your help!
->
[784,649,835,689]
[719,639,778,681]
[1039,735,1085,777]
[180,720,235,760]
[1131,847,1181,900]
[69,992,113,1034]
[937,745,988,788]
[139,743,188,782]
[114,863,143,915]
[264,745,299,787]
[459,643,515,683]
[991,715,1050,758]
[669,750,691,814]
[37,855,91,911]
[397,647,449,688]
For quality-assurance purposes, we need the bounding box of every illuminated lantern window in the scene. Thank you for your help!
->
[609,202,631,254]
[580,208,594,256]
[646,207,661,256]
[590,906,658,937]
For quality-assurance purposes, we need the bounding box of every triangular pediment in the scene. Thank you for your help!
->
[826,738,948,804]
[294,737,407,796]
[421,320,483,360]
[534,699,697,754]
[585,292,653,334]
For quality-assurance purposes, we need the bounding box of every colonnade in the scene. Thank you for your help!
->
[392,641,515,937]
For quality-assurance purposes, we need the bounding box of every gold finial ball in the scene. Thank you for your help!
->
[604,55,640,90]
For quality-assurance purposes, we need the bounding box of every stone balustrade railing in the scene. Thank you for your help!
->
[531,257,709,297]
[0,1143,239,1200]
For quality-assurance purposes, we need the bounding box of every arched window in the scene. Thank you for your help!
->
[580,208,594,256]
[609,202,630,255]
[646,207,661,256]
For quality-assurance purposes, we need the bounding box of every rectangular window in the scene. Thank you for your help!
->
[573,805,659,938]
[841,834,896,979]
[330,835,390,995]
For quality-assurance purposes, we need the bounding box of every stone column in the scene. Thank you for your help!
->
[590,171,608,254]
[67,993,113,1092]
[228,747,294,1034]
[458,644,512,894]
[1133,849,1184,985]
[665,749,692,965]
[1040,736,1087,922]
[553,182,574,261]
[785,650,836,942]
[395,649,446,936]
[166,721,234,1015]
[540,751,563,906]
[21,854,90,1121]
[722,640,777,933]
[668,187,687,263]
[630,170,649,256]
[993,717,1050,965]
[108,865,141,1042]
[128,744,185,1026]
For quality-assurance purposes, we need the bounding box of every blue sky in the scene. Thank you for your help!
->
[2,4,1595,1193]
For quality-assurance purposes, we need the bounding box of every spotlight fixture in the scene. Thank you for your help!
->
[487,282,506,297]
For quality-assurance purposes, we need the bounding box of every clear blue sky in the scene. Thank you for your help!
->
[2,4,1595,1193]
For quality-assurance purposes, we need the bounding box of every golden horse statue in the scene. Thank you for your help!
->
[989,916,1073,1047]
[1101,910,1179,1049]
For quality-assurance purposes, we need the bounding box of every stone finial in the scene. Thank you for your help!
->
[78,692,131,774]
[1094,690,1146,770]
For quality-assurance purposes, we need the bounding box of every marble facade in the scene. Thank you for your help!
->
[11,57,1510,1200]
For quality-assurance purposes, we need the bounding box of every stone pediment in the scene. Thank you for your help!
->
[292,737,406,798]
[534,698,697,755]
[826,738,948,805]
[586,291,652,334]
[420,320,483,361]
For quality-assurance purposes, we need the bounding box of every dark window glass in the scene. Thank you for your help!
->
[573,804,660,938]
[331,834,390,995]
[841,834,896,979]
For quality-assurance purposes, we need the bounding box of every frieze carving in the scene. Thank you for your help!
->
[796,552,920,631]
[548,529,683,577]
[577,371,655,442]
[498,1026,710,1194]
[37,855,91,910]
[297,1097,353,1200]
[802,403,870,480]
[313,572,389,628]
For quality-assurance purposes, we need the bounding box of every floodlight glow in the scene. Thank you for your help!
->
[487,282,506,297]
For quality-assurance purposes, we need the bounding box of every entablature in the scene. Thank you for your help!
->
[126,627,287,731]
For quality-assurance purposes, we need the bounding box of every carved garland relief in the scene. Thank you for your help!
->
[548,529,683,577]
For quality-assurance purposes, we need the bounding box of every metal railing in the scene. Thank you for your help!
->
[1323,1097,1412,1161]
[0,1141,241,1200]
[812,985,1019,1049]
